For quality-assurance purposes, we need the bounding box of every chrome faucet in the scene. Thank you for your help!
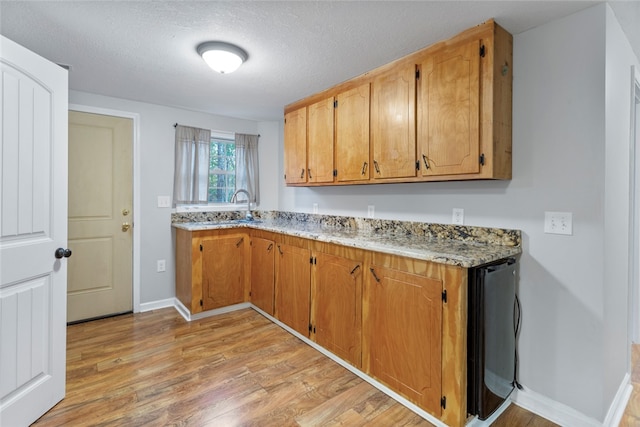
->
[231,189,253,220]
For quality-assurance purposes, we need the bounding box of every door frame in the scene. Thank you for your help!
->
[69,104,141,313]
[629,66,640,346]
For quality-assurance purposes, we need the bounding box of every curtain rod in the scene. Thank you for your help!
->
[173,122,260,137]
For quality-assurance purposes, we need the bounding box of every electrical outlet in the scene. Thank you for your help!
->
[313,203,318,214]
[367,205,375,218]
[452,208,464,225]
[157,259,166,272]
[157,196,171,208]
[544,212,573,235]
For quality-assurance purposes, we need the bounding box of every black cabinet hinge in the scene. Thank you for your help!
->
[308,323,312,333]
[200,299,203,307]
[479,153,485,166]
[441,396,447,409]
[200,244,203,251]
[333,169,337,177]
[480,45,486,57]
[416,160,420,171]
[284,174,287,180]
[310,257,317,264]
[334,100,338,108]
[442,290,447,303]
[416,69,420,79]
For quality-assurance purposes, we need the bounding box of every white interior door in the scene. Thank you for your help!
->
[0,35,68,425]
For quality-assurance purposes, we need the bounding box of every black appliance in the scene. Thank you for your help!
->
[467,258,520,420]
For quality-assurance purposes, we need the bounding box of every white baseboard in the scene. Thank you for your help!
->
[138,298,176,312]
[172,298,250,321]
[603,373,632,427]
[512,386,602,427]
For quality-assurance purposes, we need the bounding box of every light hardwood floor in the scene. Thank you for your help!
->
[619,344,640,426]
[33,308,557,426]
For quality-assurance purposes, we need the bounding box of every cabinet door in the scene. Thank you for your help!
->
[371,64,417,179]
[418,39,480,176]
[307,97,335,183]
[284,107,307,184]
[366,264,443,416]
[251,237,275,315]
[201,235,246,310]
[335,84,370,182]
[311,252,362,367]
[274,243,311,336]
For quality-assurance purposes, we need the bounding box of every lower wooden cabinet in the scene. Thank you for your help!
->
[250,237,275,315]
[175,228,250,314]
[201,234,247,310]
[274,243,311,337]
[365,262,443,417]
[310,251,363,368]
[175,227,467,427]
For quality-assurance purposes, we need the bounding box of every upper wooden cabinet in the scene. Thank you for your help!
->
[335,84,370,182]
[284,107,307,184]
[307,98,335,183]
[284,19,512,186]
[418,39,480,177]
[371,64,417,180]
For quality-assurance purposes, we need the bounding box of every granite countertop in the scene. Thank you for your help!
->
[172,211,522,268]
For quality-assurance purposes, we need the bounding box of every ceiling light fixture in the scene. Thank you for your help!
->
[197,41,248,74]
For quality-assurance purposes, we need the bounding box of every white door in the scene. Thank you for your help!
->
[0,35,68,426]
[67,111,133,323]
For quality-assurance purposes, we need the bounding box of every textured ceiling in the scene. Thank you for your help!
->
[1,1,638,121]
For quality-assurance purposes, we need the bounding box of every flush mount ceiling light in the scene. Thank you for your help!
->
[197,41,248,74]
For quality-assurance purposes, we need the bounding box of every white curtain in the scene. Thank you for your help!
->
[235,133,260,205]
[172,125,211,205]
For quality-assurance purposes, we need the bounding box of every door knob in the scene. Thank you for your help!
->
[54,248,72,259]
[122,222,130,232]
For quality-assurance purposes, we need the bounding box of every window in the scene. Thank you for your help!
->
[208,136,236,203]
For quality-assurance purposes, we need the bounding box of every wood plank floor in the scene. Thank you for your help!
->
[619,343,640,426]
[33,308,557,426]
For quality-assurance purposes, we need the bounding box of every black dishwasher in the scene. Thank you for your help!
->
[467,258,519,420]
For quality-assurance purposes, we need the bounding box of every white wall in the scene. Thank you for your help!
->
[68,90,280,304]
[279,4,636,423]
[604,3,640,414]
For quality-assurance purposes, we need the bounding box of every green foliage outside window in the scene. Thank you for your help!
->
[208,138,236,203]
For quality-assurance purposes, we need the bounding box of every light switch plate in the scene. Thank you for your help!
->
[544,211,573,235]
[157,196,171,208]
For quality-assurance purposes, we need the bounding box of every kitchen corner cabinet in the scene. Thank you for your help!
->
[371,64,417,180]
[274,242,311,336]
[310,250,364,368]
[175,228,250,314]
[176,226,469,427]
[202,234,248,310]
[284,19,512,186]
[250,237,275,315]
